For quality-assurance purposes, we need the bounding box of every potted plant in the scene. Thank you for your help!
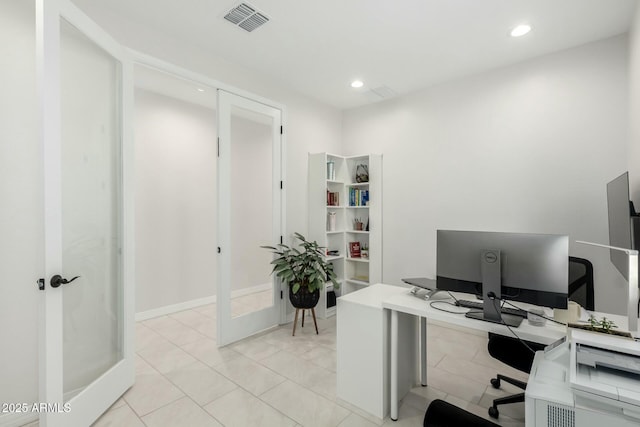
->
[262,232,339,309]
[361,243,369,258]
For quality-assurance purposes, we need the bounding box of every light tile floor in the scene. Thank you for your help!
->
[231,289,274,318]
[86,291,527,427]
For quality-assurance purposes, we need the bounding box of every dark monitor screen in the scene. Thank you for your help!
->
[607,172,633,280]
[436,230,569,309]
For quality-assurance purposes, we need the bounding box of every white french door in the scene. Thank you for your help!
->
[37,0,134,426]
[217,90,284,346]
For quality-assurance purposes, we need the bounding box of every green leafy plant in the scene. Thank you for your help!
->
[262,232,339,294]
[587,315,618,334]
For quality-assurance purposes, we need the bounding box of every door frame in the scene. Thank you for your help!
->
[216,89,285,346]
[130,51,289,327]
[37,0,135,425]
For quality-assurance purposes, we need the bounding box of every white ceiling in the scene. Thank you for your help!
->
[76,0,637,110]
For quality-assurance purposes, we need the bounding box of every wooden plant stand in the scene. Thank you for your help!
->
[292,307,319,336]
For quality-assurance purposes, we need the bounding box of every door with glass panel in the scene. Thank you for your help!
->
[37,1,134,426]
[217,90,283,346]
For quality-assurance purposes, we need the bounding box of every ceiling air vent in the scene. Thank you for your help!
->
[224,3,269,32]
[366,85,397,102]
[371,86,396,99]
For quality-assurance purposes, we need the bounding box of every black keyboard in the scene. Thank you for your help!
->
[456,299,528,318]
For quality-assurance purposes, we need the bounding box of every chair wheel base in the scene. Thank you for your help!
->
[490,378,500,389]
[488,406,499,419]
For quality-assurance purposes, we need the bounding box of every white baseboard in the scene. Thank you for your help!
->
[0,412,37,427]
[135,295,217,321]
[135,283,273,322]
[229,282,272,299]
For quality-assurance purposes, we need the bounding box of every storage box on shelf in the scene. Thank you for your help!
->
[309,152,382,316]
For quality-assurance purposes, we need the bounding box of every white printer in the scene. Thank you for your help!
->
[526,330,640,427]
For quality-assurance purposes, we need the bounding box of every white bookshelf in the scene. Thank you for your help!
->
[308,152,383,318]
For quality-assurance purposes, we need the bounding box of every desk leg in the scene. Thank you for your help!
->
[421,316,427,386]
[391,309,398,421]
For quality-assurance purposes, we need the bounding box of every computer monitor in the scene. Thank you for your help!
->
[606,172,640,281]
[436,230,569,327]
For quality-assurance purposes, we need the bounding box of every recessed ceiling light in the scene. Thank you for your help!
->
[510,24,532,37]
[197,88,205,92]
[351,80,364,88]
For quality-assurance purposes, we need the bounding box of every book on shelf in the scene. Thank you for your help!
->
[348,241,361,258]
[348,188,369,206]
[327,190,340,206]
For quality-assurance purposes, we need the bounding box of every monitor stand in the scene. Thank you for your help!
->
[465,249,523,328]
[465,311,523,327]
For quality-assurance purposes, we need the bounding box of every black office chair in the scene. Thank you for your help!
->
[486,333,545,418]
[424,399,499,427]
[568,256,595,311]
[487,256,594,419]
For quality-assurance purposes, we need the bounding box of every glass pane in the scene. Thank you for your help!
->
[60,19,122,398]
[230,106,274,318]
[133,64,218,329]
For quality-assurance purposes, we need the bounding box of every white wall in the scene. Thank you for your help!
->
[135,90,218,313]
[343,36,630,314]
[629,6,640,202]
[0,0,40,415]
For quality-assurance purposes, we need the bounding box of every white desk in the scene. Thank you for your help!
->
[337,283,637,422]
[382,288,568,421]
[336,284,420,420]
